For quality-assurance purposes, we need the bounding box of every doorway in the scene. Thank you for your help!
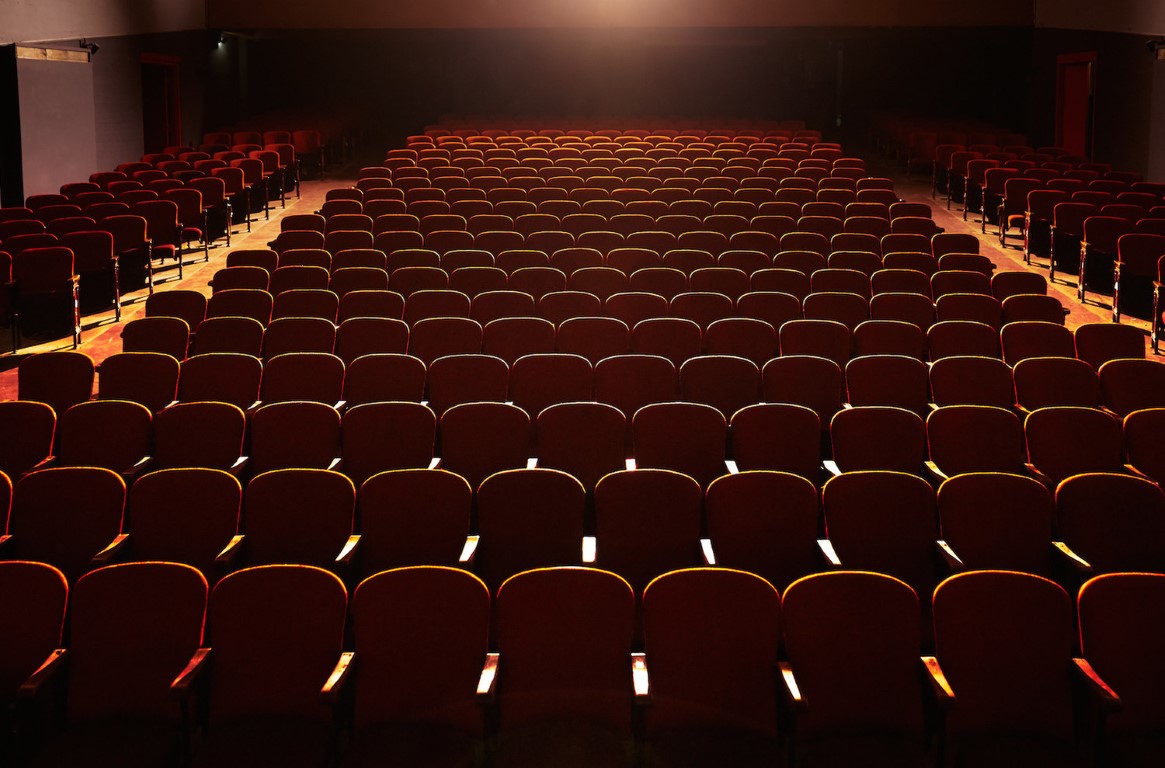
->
[1055,52,1095,159]
[141,54,182,153]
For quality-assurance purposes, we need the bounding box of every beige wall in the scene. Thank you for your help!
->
[209,0,1032,30]
[0,0,205,44]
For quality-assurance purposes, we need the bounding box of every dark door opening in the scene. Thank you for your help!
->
[1056,52,1095,159]
[141,55,182,153]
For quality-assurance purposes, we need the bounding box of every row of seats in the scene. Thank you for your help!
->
[136,289,1124,368]
[3,555,1165,765]
[6,371,1165,506]
[310,196,928,227]
[3,450,1164,597]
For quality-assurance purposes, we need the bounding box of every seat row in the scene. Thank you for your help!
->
[136,284,1125,368]
[8,358,1165,498]
[311,194,930,227]
[344,174,899,205]
[4,437,1165,592]
[5,552,1165,765]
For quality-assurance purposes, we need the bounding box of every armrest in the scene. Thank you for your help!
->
[1124,463,1156,482]
[170,647,211,701]
[822,460,841,478]
[91,533,130,566]
[1051,540,1094,577]
[632,652,650,703]
[700,538,717,566]
[817,538,841,568]
[427,457,442,470]
[18,649,67,699]
[459,535,479,565]
[320,651,355,705]
[724,459,740,475]
[1073,657,1121,714]
[326,456,342,472]
[582,536,596,564]
[1023,463,1056,492]
[625,458,637,471]
[936,540,965,573]
[214,534,245,568]
[227,455,249,477]
[476,652,500,705]
[20,455,55,479]
[921,655,956,710]
[525,457,538,470]
[777,660,808,715]
[121,455,155,482]
[335,534,361,566]
[923,461,949,484]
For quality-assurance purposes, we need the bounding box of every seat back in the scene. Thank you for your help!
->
[642,568,781,736]
[207,565,347,723]
[495,567,634,732]
[67,562,206,721]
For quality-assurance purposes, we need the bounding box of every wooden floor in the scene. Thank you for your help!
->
[0,154,1156,400]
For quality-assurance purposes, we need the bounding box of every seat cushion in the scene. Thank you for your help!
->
[647,726,781,768]
[342,722,477,768]
[30,718,181,768]
[192,716,332,768]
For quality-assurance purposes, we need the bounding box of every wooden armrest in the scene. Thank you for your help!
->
[923,461,949,484]
[170,647,211,700]
[822,460,841,478]
[1023,463,1056,491]
[817,539,841,568]
[700,538,717,566]
[19,649,67,699]
[459,535,479,565]
[582,536,596,564]
[336,535,361,566]
[476,652,499,705]
[214,534,245,567]
[1073,657,1121,714]
[320,651,355,704]
[21,456,55,478]
[92,533,130,566]
[122,456,154,481]
[936,540,965,573]
[1124,463,1155,482]
[1051,540,1093,576]
[778,661,808,715]
[632,652,650,702]
[922,655,956,710]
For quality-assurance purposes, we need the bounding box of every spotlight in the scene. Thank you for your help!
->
[79,39,99,56]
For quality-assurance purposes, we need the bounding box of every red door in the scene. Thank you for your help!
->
[1056,52,1095,159]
